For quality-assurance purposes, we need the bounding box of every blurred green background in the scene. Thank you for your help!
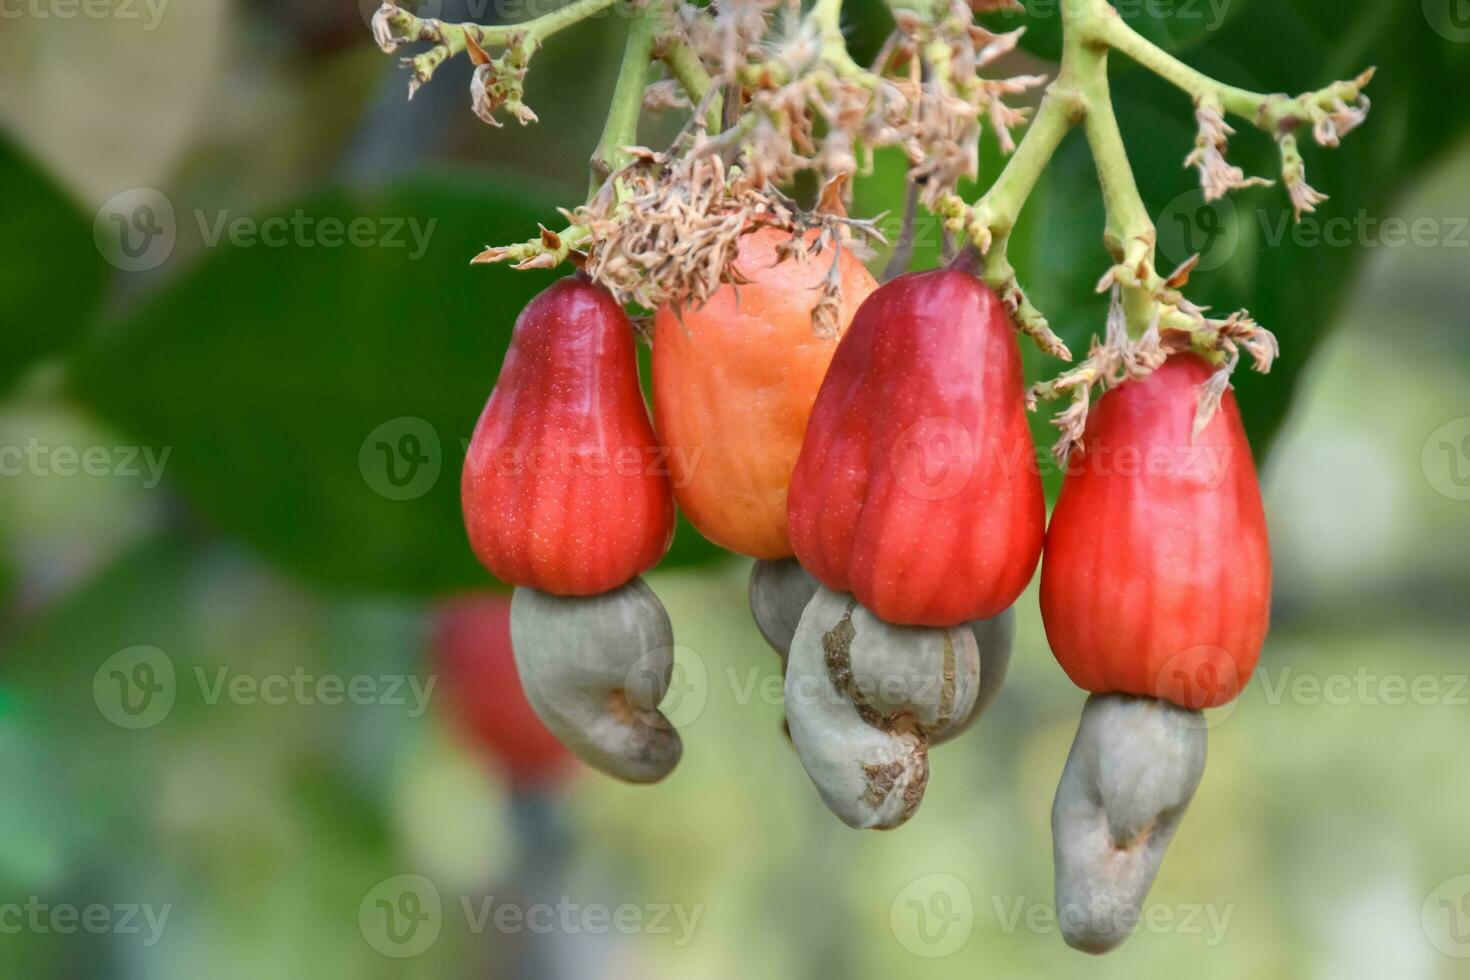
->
[3,0,1470,976]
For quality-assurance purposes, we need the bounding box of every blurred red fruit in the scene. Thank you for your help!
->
[432,594,575,788]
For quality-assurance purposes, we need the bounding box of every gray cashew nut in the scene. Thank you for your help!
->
[748,557,821,664]
[1051,693,1207,954]
[750,560,1013,710]
[784,586,980,830]
[510,578,681,784]
[939,605,1015,743]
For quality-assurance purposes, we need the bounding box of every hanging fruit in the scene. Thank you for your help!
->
[652,228,878,560]
[462,277,683,784]
[1040,352,1271,952]
[365,0,1378,952]
[463,275,674,598]
[1040,353,1271,710]
[788,260,1045,628]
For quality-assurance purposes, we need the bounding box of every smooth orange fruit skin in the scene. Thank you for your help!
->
[651,229,878,559]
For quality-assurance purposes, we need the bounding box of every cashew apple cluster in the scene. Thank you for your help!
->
[459,236,1270,954]
[370,0,1372,954]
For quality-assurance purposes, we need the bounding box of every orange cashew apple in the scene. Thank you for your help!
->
[651,228,877,559]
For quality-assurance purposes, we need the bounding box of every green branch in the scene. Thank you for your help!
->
[1083,5,1373,136]
[590,3,661,192]
[657,32,722,132]
[375,0,621,90]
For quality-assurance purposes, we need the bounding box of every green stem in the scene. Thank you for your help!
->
[960,88,1083,254]
[811,0,865,77]
[1063,1,1155,337]
[1083,8,1262,113]
[1083,6,1371,134]
[384,0,623,89]
[589,3,660,193]
[657,33,722,132]
[486,0,620,43]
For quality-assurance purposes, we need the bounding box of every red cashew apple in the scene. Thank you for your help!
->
[1040,353,1271,709]
[462,276,675,596]
[432,594,574,787]
[787,263,1045,627]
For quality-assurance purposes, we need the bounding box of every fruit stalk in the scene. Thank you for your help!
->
[590,3,662,191]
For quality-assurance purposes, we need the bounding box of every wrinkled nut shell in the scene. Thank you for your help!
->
[1051,693,1207,954]
[784,586,980,830]
[749,557,821,664]
[510,579,682,784]
[936,605,1016,745]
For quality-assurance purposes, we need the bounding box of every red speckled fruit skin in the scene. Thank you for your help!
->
[462,277,674,596]
[1039,354,1271,710]
[433,594,573,788]
[787,267,1045,627]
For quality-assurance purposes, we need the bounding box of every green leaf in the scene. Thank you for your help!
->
[0,135,107,396]
[69,173,723,595]
[1000,0,1470,461]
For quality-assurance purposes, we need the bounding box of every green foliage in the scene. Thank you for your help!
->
[68,174,722,594]
[0,136,107,396]
[996,0,1470,463]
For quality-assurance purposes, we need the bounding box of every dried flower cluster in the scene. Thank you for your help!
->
[677,0,1043,205]
[568,137,882,336]
[466,0,1045,327]
[369,0,1373,451]
[1034,255,1280,460]
[1184,68,1374,219]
